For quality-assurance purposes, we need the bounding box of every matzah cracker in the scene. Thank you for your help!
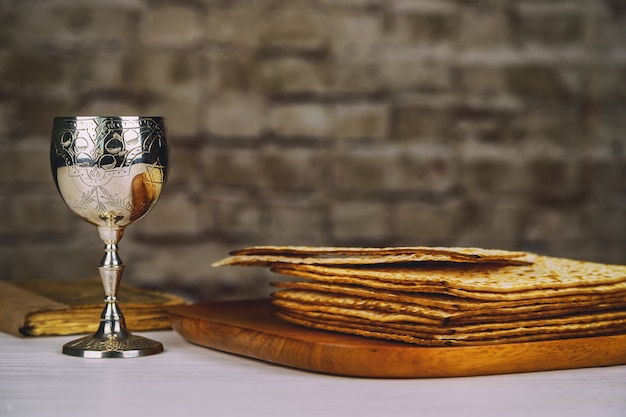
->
[272,298,626,333]
[272,288,626,325]
[212,246,536,267]
[271,264,626,301]
[271,281,626,313]
[277,310,626,346]
[270,256,626,300]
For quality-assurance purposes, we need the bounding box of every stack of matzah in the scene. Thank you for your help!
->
[212,246,626,346]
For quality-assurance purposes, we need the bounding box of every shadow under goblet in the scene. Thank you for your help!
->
[51,116,168,358]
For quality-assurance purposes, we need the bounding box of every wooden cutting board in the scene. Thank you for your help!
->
[168,299,626,378]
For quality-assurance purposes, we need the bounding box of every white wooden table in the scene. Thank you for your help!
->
[1,330,625,417]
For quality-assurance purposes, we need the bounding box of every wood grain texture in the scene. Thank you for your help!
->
[168,299,626,378]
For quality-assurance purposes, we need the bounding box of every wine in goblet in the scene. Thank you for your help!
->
[51,116,168,358]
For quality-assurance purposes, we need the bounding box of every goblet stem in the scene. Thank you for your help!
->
[61,225,164,358]
[97,226,124,300]
[94,225,130,340]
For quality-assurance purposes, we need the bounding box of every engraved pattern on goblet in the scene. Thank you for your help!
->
[51,116,167,227]
[51,116,168,358]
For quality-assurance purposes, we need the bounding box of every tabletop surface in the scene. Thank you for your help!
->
[1,330,625,417]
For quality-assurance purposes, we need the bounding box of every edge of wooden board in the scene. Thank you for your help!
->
[169,299,626,378]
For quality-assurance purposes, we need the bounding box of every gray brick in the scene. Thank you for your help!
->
[124,50,204,94]
[390,200,464,246]
[380,55,452,93]
[585,154,626,199]
[164,143,206,189]
[594,66,626,104]
[0,52,68,94]
[133,190,207,237]
[586,10,626,56]
[456,7,512,50]
[331,201,389,242]
[523,154,591,205]
[258,57,330,97]
[515,13,583,47]
[269,103,334,139]
[141,5,203,47]
[391,0,457,14]
[126,241,277,299]
[144,89,202,138]
[265,200,327,245]
[214,194,264,238]
[594,108,626,152]
[72,53,127,93]
[259,146,323,191]
[332,144,458,194]
[205,55,262,96]
[129,242,253,287]
[391,103,451,141]
[204,94,266,137]
[455,65,510,98]
[390,11,459,45]
[0,144,54,186]
[0,102,11,141]
[260,5,328,51]
[453,200,522,250]
[460,146,523,196]
[520,206,586,253]
[505,65,582,101]
[509,106,585,147]
[203,147,261,188]
[78,99,142,124]
[5,96,72,137]
[581,202,626,243]
[330,12,384,59]
[321,0,385,8]
[10,3,140,50]
[206,5,264,48]
[331,59,386,94]
[453,111,516,144]
[7,194,75,235]
[3,244,101,280]
[335,102,389,140]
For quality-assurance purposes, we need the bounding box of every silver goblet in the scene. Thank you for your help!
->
[51,116,168,358]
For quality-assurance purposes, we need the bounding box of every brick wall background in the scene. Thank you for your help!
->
[1,0,625,301]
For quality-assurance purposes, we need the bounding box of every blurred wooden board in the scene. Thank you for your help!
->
[169,299,626,378]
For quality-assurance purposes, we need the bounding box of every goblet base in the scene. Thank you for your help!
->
[62,334,164,358]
